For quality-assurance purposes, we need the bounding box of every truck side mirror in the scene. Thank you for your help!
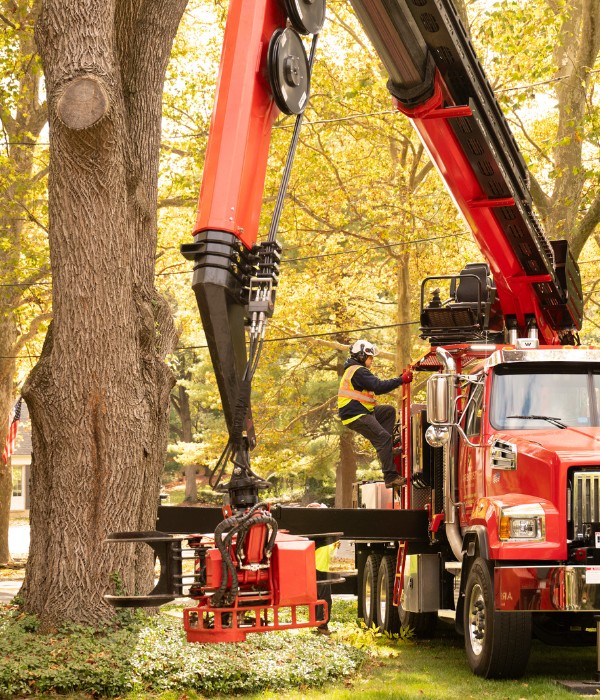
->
[427,374,455,425]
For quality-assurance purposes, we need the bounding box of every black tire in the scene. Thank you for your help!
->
[361,552,382,628]
[376,554,400,634]
[463,557,531,678]
[398,604,437,638]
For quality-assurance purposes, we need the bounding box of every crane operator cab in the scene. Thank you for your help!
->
[419,262,504,345]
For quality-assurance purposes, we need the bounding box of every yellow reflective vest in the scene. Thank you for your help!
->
[337,364,376,424]
[315,542,338,572]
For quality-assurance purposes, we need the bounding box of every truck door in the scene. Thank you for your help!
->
[459,380,485,524]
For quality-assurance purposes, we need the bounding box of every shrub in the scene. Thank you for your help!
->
[0,605,367,697]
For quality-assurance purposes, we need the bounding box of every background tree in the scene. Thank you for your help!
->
[20,0,186,627]
[472,0,600,258]
[0,0,49,564]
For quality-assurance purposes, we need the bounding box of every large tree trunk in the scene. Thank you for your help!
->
[395,253,412,372]
[336,428,357,508]
[21,0,185,627]
[548,0,600,255]
[335,346,357,508]
[178,382,198,503]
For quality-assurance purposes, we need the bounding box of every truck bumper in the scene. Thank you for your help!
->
[495,565,600,611]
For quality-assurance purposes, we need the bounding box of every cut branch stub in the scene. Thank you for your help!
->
[56,76,110,130]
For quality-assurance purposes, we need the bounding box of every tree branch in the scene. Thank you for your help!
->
[528,172,552,221]
[14,199,48,233]
[583,276,600,307]
[160,143,192,157]
[16,266,50,294]
[157,195,196,209]
[571,192,600,259]
[508,110,553,167]
[0,11,16,28]
[281,396,336,432]
[28,101,48,138]
[12,312,52,356]
[31,166,48,184]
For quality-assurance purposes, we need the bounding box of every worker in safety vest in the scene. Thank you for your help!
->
[338,339,413,488]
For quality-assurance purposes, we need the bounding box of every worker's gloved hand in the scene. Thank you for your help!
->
[401,370,413,384]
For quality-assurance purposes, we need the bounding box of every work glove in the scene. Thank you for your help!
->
[401,370,413,384]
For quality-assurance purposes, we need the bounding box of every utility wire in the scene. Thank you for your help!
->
[0,231,470,288]
[6,250,600,290]
[4,69,598,147]
[154,231,469,277]
[176,319,419,352]
[0,318,421,360]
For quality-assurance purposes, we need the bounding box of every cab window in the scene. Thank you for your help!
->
[464,382,484,437]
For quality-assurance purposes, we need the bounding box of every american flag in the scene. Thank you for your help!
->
[2,398,22,465]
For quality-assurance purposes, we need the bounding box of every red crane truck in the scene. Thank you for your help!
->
[108,0,600,681]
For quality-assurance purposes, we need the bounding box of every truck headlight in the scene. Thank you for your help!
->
[499,504,545,541]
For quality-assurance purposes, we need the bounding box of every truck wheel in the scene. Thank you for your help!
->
[463,557,531,678]
[398,604,437,638]
[361,552,382,628]
[376,554,400,634]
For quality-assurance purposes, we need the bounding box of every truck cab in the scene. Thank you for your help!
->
[361,340,600,678]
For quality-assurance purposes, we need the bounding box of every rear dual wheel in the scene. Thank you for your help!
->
[376,554,400,633]
[362,551,439,636]
[361,553,400,633]
[360,552,381,628]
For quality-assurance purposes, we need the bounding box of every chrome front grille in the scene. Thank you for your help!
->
[572,471,600,538]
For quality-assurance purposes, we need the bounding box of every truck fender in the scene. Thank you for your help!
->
[455,527,489,635]
[461,526,489,561]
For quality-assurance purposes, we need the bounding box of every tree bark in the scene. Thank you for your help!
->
[527,0,600,257]
[395,253,412,373]
[549,0,599,245]
[21,0,185,627]
[177,381,198,503]
[335,346,357,508]
[336,427,356,508]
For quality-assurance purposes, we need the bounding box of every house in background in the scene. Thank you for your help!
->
[10,401,31,511]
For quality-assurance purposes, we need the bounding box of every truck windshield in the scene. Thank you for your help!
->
[490,367,600,430]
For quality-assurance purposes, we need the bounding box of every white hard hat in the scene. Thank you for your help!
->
[350,339,379,358]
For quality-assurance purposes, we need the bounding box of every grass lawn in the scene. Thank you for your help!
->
[254,618,599,699]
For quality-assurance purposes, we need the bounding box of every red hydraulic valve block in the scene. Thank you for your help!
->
[184,530,324,643]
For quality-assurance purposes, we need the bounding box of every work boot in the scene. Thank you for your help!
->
[384,475,407,489]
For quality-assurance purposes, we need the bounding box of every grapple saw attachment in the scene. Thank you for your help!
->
[105,504,329,643]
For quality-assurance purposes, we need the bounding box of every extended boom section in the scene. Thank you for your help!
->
[350,0,582,343]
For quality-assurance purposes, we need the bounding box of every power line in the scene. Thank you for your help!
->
[9,289,600,361]
[0,231,469,288]
[4,68,599,148]
[495,68,600,94]
[176,319,419,352]
[4,243,599,290]
[155,231,469,277]
[0,318,420,359]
